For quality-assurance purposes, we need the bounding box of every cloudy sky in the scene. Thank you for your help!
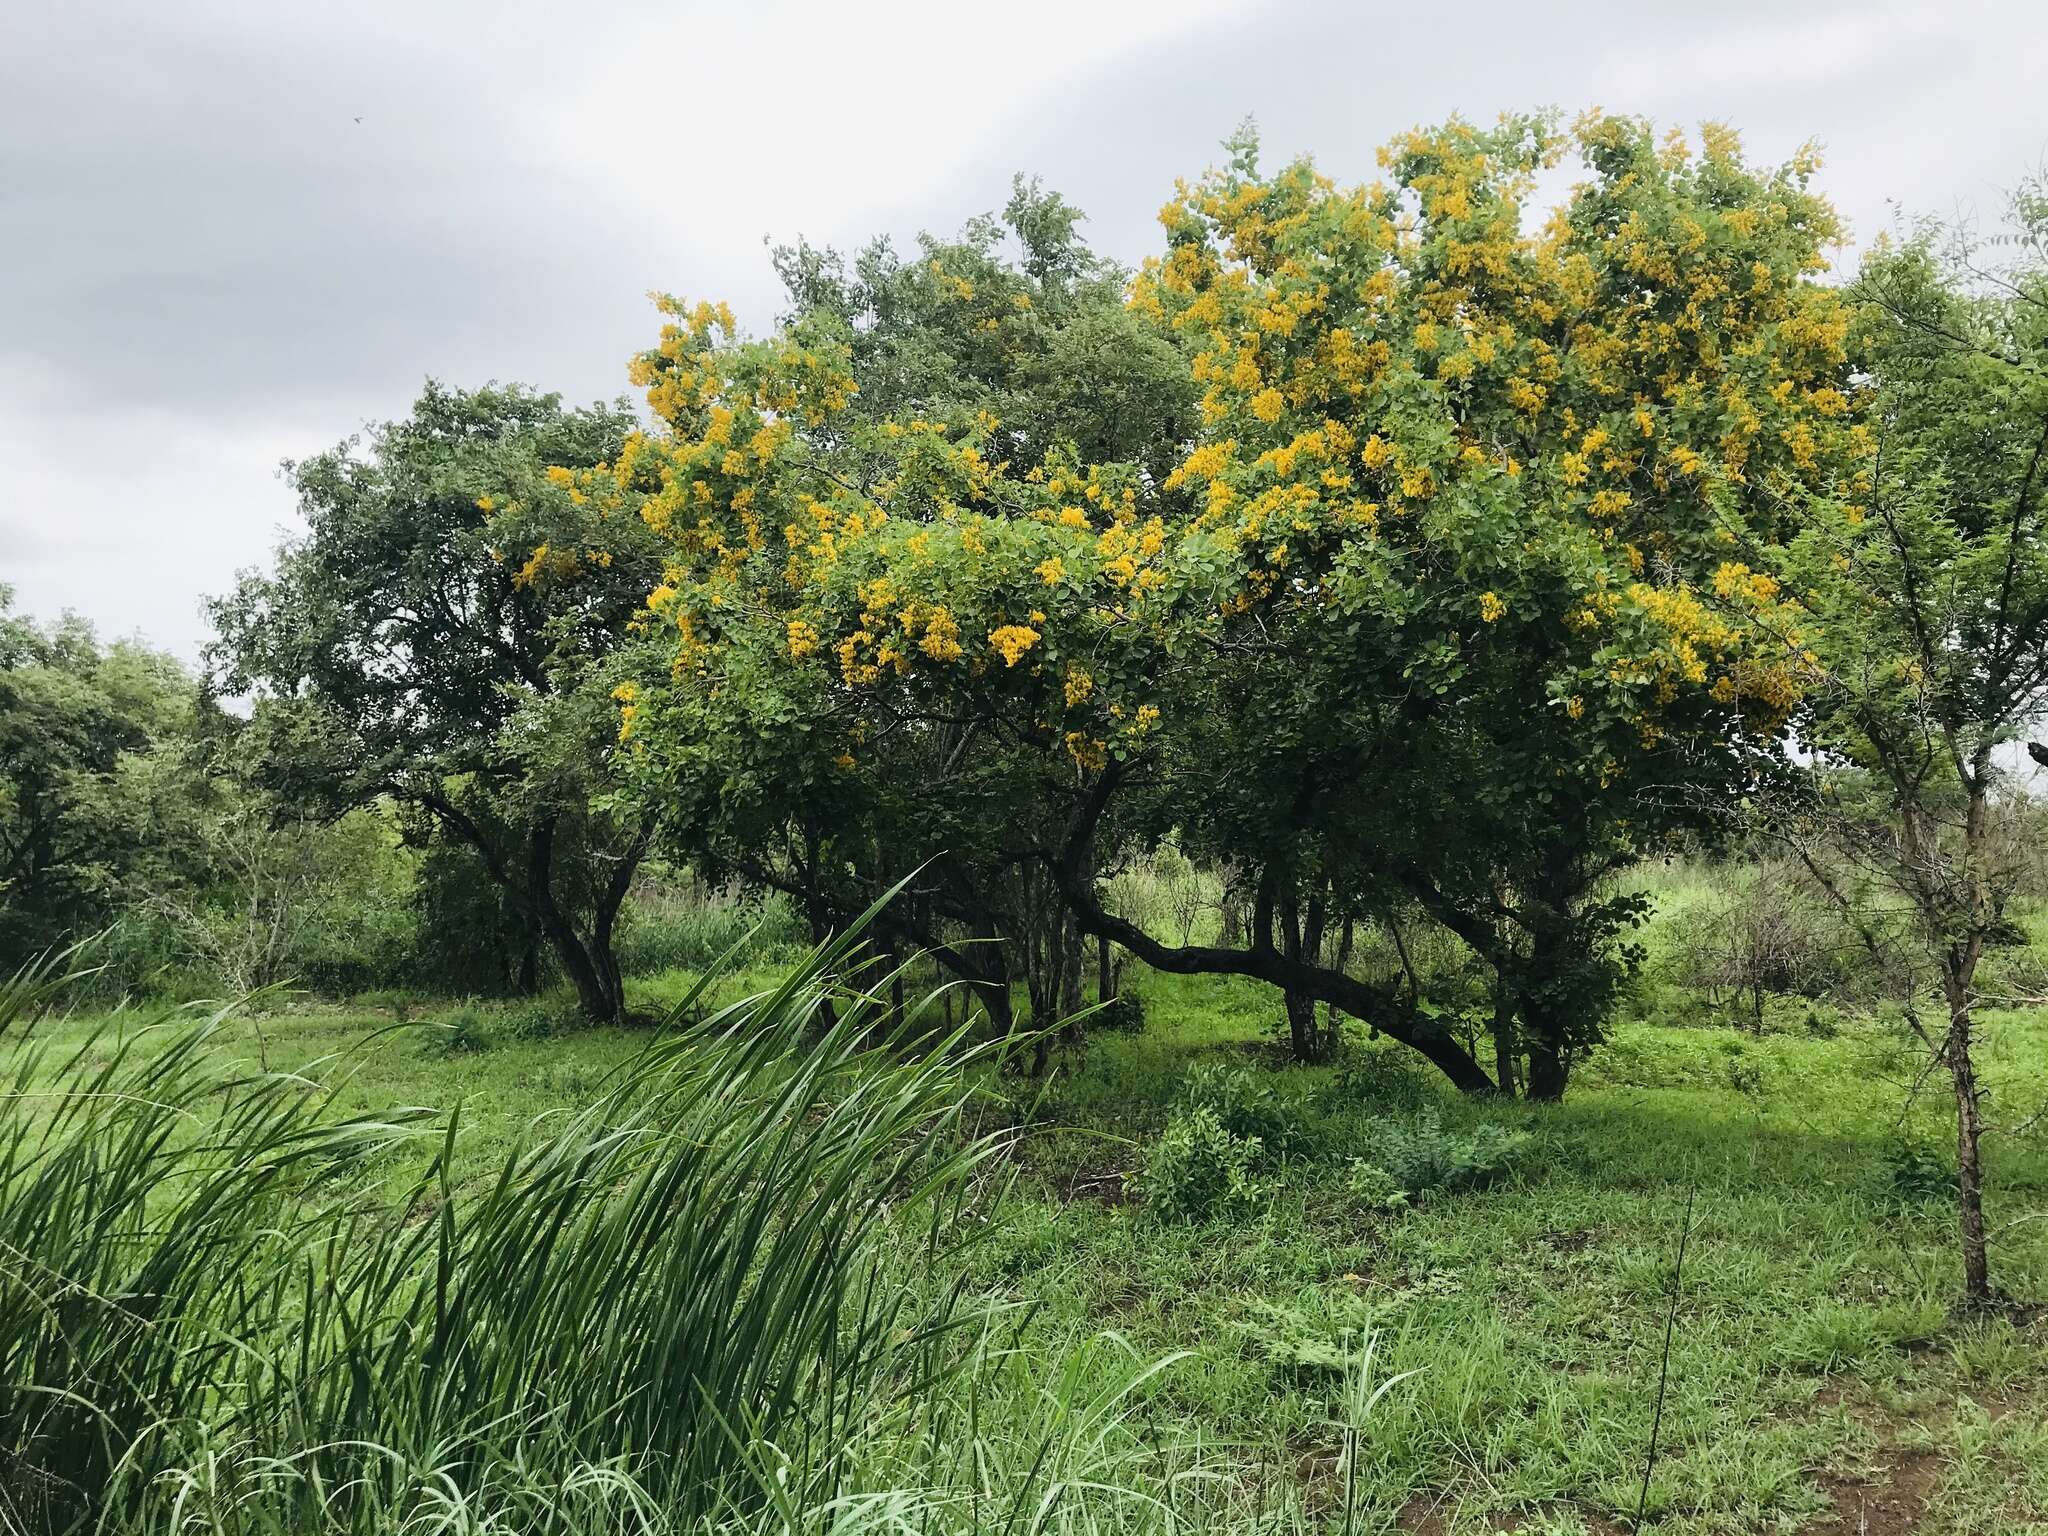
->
[5,0,2046,663]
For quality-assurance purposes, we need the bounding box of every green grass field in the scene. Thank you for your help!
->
[23,941,2047,1535]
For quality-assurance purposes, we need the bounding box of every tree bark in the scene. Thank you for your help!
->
[1945,966,1994,1305]
[1491,983,1519,1099]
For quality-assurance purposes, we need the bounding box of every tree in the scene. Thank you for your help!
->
[0,588,211,960]
[1077,113,1857,1093]
[603,184,1197,1042]
[210,383,664,1022]
[1753,192,2048,1305]
[589,113,1860,1094]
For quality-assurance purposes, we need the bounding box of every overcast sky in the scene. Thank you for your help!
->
[5,0,2046,664]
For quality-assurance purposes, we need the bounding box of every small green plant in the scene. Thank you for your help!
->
[1324,1042,1429,1110]
[1177,1059,1297,1153]
[1360,1111,1531,1200]
[1139,1104,1265,1221]
[1801,1005,1842,1039]
[420,1001,493,1056]
[499,995,578,1040]
[1885,1140,1958,1205]
[1343,1157,1410,1212]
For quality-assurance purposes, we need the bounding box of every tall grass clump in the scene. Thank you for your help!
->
[0,947,431,1532]
[3,917,1156,1534]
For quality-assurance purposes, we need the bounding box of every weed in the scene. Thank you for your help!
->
[1140,1104,1266,1221]
[1359,1111,1532,1199]
[1324,1041,1431,1110]
[1178,1058,1299,1153]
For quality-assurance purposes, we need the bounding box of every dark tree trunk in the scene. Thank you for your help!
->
[1098,931,1114,1002]
[1491,983,1519,1099]
[1059,910,1086,1042]
[975,960,1014,1038]
[1279,887,1336,1062]
[1945,968,1994,1305]
[1511,858,1579,1101]
[1524,1034,1568,1102]
[1283,990,1325,1063]
[524,819,623,1023]
[1218,862,1245,949]
[1328,915,1355,1030]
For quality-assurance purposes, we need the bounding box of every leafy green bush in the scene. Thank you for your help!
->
[1177,1059,1297,1153]
[1324,1042,1430,1110]
[1140,1105,1266,1221]
[498,994,582,1040]
[614,882,806,974]
[1343,1157,1411,1212]
[419,1000,495,1056]
[1359,1112,1532,1199]
[1885,1140,1958,1205]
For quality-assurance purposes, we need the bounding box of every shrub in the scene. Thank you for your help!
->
[419,1000,495,1056]
[1360,1112,1531,1199]
[1343,1158,1410,1212]
[1885,1140,1958,1205]
[498,994,580,1040]
[1140,1105,1266,1222]
[1177,1059,1297,1153]
[1670,858,1860,1022]
[1324,1042,1430,1110]
[614,878,806,974]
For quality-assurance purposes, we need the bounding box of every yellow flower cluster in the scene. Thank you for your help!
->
[988,624,1041,667]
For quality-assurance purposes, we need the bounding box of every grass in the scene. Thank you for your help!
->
[7,905,2048,1534]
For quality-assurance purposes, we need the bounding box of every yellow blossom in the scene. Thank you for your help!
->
[989,624,1040,667]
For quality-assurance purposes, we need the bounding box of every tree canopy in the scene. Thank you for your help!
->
[559,112,1865,1094]
[210,382,666,1020]
[0,587,211,960]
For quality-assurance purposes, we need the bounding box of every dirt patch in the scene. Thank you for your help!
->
[1805,1447,1942,1536]
[1396,1490,1451,1536]
[1057,1162,1133,1206]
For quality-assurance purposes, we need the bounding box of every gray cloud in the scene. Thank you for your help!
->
[4,0,2045,662]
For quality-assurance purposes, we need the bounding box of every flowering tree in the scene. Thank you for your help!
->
[592,114,1863,1094]
[589,184,1195,1040]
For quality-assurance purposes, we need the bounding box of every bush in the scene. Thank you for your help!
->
[1324,1042,1430,1110]
[614,879,806,974]
[497,994,581,1040]
[1343,1158,1410,1212]
[419,1000,495,1056]
[1359,1111,1531,1200]
[1885,1140,1958,1205]
[1177,1060,1297,1153]
[1140,1105,1265,1221]
[1670,858,1858,1022]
